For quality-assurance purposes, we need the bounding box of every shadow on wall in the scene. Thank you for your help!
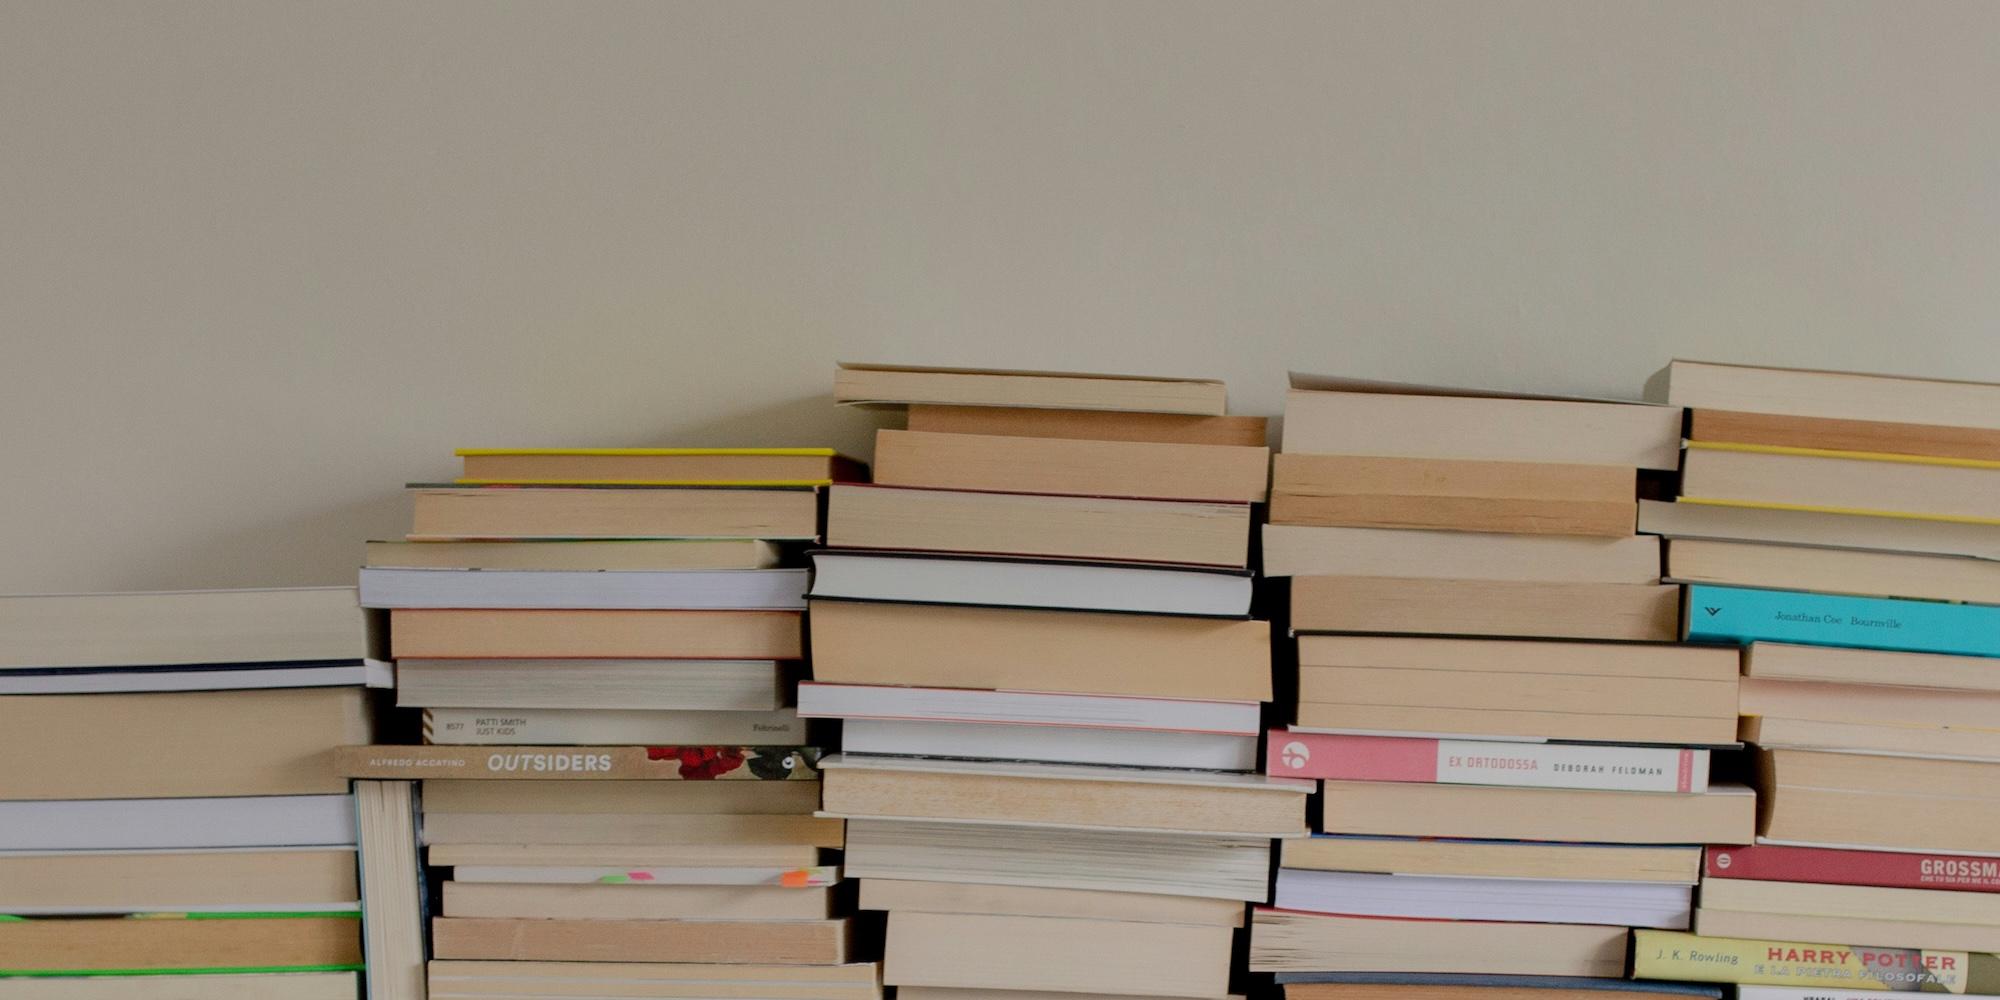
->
[121,393,896,592]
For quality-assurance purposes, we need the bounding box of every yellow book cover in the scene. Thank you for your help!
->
[1633,930,1994,993]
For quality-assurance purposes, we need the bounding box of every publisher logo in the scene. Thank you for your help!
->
[1714,852,1732,869]
[1704,606,1722,616]
[1280,741,1310,770]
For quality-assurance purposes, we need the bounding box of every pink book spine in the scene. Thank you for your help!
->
[1707,844,2000,892]
[1265,730,1704,793]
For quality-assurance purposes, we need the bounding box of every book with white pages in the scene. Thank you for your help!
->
[0,658,391,695]
[1274,869,1693,929]
[0,795,357,851]
[796,682,1259,734]
[808,550,1252,617]
[842,718,1258,771]
[449,864,839,886]
[422,706,806,746]
[359,567,808,610]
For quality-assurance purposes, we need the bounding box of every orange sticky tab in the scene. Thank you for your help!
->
[780,868,812,888]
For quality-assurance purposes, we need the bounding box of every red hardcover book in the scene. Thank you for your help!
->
[1706,844,2000,893]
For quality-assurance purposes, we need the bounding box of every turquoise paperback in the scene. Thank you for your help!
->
[1684,585,2000,659]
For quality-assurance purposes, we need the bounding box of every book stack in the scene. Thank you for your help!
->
[1251,374,1754,999]
[812,363,1310,998]
[0,588,377,999]
[1627,362,2000,1000]
[352,447,870,1000]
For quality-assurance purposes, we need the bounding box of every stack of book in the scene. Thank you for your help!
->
[1251,374,1754,997]
[813,363,1309,998]
[0,587,377,999]
[1628,361,2000,1000]
[351,447,870,1000]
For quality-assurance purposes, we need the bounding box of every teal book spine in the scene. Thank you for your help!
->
[1684,585,2000,659]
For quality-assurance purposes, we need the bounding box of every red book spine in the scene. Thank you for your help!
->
[1706,844,2000,892]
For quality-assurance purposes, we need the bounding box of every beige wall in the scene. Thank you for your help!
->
[3,1,1997,592]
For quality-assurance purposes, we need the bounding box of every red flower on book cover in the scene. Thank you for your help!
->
[647,745,746,779]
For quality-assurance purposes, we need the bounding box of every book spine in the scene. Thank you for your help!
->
[1707,845,2000,893]
[1685,585,2000,658]
[334,745,822,780]
[1632,930,1984,992]
[421,708,804,745]
[1266,731,1705,793]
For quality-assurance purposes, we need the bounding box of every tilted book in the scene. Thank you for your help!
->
[1684,585,2000,658]
[1266,731,1708,793]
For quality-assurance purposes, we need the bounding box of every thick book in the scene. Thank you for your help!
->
[1638,499,2000,561]
[1739,675,2000,759]
[1707,844,2000,893]
[454,447,862,486]
[1266,731,1709,792]
[388,608,802,659]
[857,878,1246,926]
[797,682,1260,734]
[1685,585,2000,658]
[1745,642,2000,691]
[843,817,1272,901]
[1270,454,1638,537]
[365,537,781,570]
[0,795,355,851]
[431,916,852,964]
[0,973,361,999]
[396,658,787,711]
[882,911,1233,997]
[359,567,808,610]
[1282,375,1682,470]
[1320,781,1756,845]
[427,962,880,1000]
[1291,576,1681,642]
[355,780,424,1000]
[806,550,1252,617]
[441,882,833,921]
[0,848,357,914]
[0,658,387,695]
[825,484,1252,568]
[1681,444,2000,524]
[840,718,1260,771]
[1295,635,1740,746]
[421,777,821,816]
[1632,928,1999,992]
[408,485,820,540]
[808,600,1272,702]
[1273,869,1692,928]
[817,754,1309,836]
[336,744,821,780]
[0,687,370,800]
[1760,750,2000,855]
[834,361,1229,415]
[1743,715,2000,761]
[0,587,365,671]
[1668,538,2000,605]
[422,706,805,745]
[907,403,1267,445]
[872,429,1270,503]
[1282,835,1701,884]
[1690,408,2000,463]
[1694,891,2000,952]
[1249,909,1629,976]
[1654,359,2000,432]
[0,913,362,975]
[1263,523,1661,583]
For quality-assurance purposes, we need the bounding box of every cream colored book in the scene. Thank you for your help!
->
[428,961,880,1000]
[1263,524,1660,582]
[1283,375,1681,470]
[426,844,825,867]
[1745,642,2000,691]
[883,911,1233,997]
[842,818,1271,901]
[1250,909,1629,975]
[356,780,424,1000]
[1692,907,2000,953]
[442,882,832,921]
[433,917,852,964]
[1280,837,1700,884]
[827,484,1250,567]
[1319,781,1756,845]
[395,658,788,712]
[1270,454,1636,536]
[907,404,1266,445]
[0,587,364,670]
[857,878,1244,926]
[835,362,1228,415]
[1657,359,2000,431]
[0,974,360,1000]
[421,813,848,848]
[1290,577,1679,642]
[1667,537,2000,603]
[423,779,821,816]
[0,848,358,913]
[873,429,1269,503]
[366,538,781,570]
[1681,443,2000,523]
